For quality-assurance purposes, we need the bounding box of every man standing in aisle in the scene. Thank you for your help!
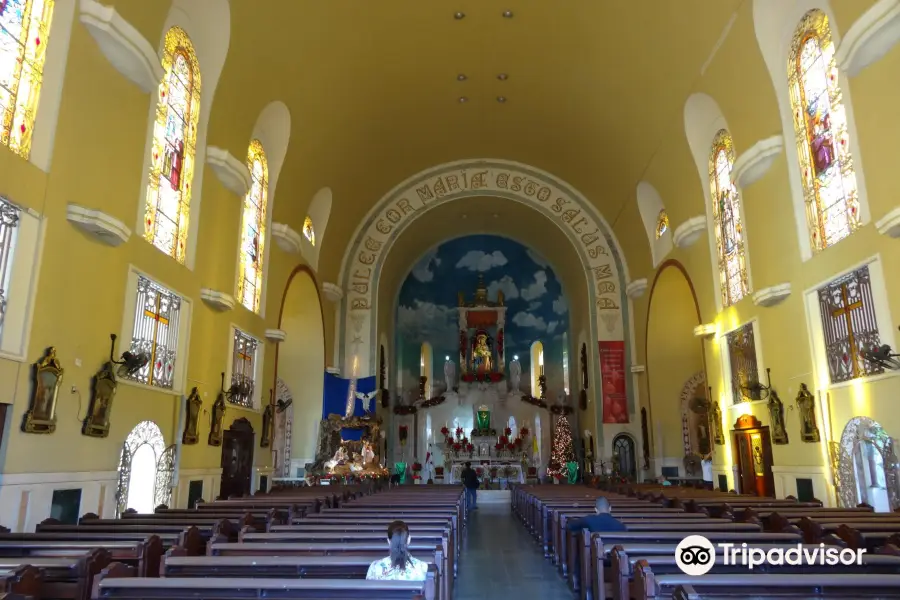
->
[461,462,479,511]
[701,451,714,490]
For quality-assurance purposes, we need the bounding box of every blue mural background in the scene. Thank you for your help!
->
[395,235,570,397]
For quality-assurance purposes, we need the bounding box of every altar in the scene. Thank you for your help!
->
[448,461,525,485]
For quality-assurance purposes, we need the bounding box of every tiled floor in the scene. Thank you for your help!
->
[453,502,575,599]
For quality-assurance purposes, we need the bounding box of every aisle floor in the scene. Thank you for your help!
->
[453,502,574,599]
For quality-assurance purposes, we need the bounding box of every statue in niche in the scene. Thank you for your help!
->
[208,392,226,446]
[472,331,493,374]
[261,403,274,448]
[444,359,456,391]
[182,387,202,444]
[23,347,64,434]
[711,400,725,446]
[796,383,821,443]
[509,358,522,392]
[768,390,789,445]
[82,362,117,438]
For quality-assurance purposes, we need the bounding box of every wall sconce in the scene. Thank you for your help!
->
[693,324,716,339]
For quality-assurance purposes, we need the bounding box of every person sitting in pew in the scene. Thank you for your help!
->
[658,476,672,487]
[366,520,429,581]
[566,497,627,534]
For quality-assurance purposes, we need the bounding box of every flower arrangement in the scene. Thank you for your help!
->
[466,443,474,452]
[514,436,523,447]
[460,437,469,446]
[520,427,529,436]
[461,371,505,383]
[506,443,516,452]
[455,426,464,439]
[412,462,422,472]
[498,435,509,446]
[440,426,450,437]
[495,442,504,451]
[435,466,444,475]
[453,443,462,453]
[413,474,421,481]
[504,427,512,437]
[399,425,408,446]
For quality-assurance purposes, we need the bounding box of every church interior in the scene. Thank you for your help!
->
[3,0,900,596]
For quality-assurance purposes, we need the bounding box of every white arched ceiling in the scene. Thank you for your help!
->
[636,181,673,268]
[249,100,291,318]
[752,0,870,261]
[134,0,232,271]
[303,187,333,271]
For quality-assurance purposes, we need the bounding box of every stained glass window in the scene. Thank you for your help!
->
[709,130,749,307]
[654,210,668,239]
[143,27,201,264]
[229,328,257,408]
[0,0,54,159]
[127,275,182,389]
[303,216,315,246]
[817,265,882,384]
[237,139,268,312]
[788,9,859,252]
[726,322,760,404]
[0,196,20,333]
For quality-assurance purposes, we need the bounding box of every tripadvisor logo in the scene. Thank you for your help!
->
[675,535,866,576]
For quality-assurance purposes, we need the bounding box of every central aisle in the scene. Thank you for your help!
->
[453,496,574,599]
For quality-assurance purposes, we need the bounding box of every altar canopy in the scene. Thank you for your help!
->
[322,372,377,440]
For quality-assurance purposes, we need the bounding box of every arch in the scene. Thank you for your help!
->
[534,413,543,469]
[134,0,231,269]
[752,0,870,261]
[612,432,637,480]
[236,139,268,312]
[835,417,900,511]
[303,187,333,270]
[530,340,544,397]
[679,371,710,457]
[246,100,291,317]
[420,341,433,399]
[684,94,753,311]
[636,181,673,268]
[115,420,174,516]
[272,377,294,477]
[709,129,749,307]
[275,265,325,471]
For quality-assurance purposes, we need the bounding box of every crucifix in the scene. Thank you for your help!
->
[143,301,169,386]
[831,282,864,378]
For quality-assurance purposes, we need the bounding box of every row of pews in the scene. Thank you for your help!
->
[0,481,464,600]
[513,482,900,599]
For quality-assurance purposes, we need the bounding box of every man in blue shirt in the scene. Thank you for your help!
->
[566,497,627,534]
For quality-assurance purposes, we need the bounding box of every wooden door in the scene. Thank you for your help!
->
[219,418,255,499]
[731,415,775,497]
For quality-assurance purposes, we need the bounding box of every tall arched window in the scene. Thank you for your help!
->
[655,209,669,239]
[420,342,432,400]
[788,9,859,252]
[530,340,544,397]
[709,129,749,307]
[115,420,175,516]
[302,216,315,245]
[0,0,54,159]
[237,139,268,312]
[143,27,201,264]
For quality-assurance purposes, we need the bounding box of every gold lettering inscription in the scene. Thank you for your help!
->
[524,181,538,196]
[417,185,434,202]
[597,298,619,310]
[353,267,371,281]
[588,245,608,259]
[397,198,416,216]
[537,187,551,201]
[471,171,488,189]
[551,197,569,213]
[364,236,382,252]
[581,229,600,246]
[433,177,447,197]
[561,208,580,223]
[570,216,588,233]
[496,172,509,188]
[592,265,612,280]
[445,175,460,192]
[596,281,616,294]
[351,298,371,310]
[385,208,402,224]
[358,252,375,265]
[351,282,369,294]
[376,219,392,235]
[510,176,523,192]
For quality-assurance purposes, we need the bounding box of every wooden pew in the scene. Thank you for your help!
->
[0,566,40,599]
[96,575,438,600]
[0,538,163,578]
[657,572,900,599]
[0,549,111,600]
[26,525,205,556]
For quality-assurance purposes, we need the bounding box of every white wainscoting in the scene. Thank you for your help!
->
[0,471,118,533]
[254,466,275,494]
[771,465,831,506]
[174,468,222,508]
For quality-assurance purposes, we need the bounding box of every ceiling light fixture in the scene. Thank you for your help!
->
[454,11,465,19]
[458,96,468,103]
[496,96,507,103]
[457,74,467,81]
[502,10,513,18]
[497,73,508,81]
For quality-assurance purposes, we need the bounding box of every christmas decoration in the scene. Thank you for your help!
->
[547,415,576,479]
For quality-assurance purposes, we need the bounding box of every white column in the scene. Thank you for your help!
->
[322,282,343,374]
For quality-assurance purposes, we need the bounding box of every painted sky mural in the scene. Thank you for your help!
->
[395,235,570,398]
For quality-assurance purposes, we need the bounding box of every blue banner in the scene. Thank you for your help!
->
[322,372,377,441]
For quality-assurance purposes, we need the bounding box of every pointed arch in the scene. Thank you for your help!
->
[115,420,173,516]
[636,182,673,268]
[303,187,332,270]
[530,340,544,397]
[237,139,268,312]
[752,0,869,261]
[709,129,749,307]
[420,341,433,399]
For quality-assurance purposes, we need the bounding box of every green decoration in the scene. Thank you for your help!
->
[566,461,579,484]
[394,462,407,484]
[477,409,490,431]
[548,415,575,478]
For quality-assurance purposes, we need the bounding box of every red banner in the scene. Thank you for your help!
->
[599,341,628,424]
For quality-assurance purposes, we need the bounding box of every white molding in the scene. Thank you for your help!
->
[836,0,900,77]
[630,364,646,374]
[271,223,302,254]
[326,367,341,375]
[265,328,286,343]
[673,216,707,249]
[625,278,648,299]
[322,282,344,304]
[731,135,784,188]
[693,323,717,339]
[875,207,900,238]
[752,283,792,308]
[66,204,131,246]
[78,0,164,93]
[205,147,251,197]
[200,288,235,311]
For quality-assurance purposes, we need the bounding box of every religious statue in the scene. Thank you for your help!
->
[796,383,821,443]
[768,390,789,445]
[82,361,116,438]
[182,387,202,444]
[324,445,348,472]
[362,439,376,466]
[23,347,64,434]
[472,331,493,374]
[710,400,724,445]
[444,359,456,390]
[208,393,226,446]
[509,358,522,392]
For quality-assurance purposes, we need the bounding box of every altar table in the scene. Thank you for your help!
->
[447,461,524,485]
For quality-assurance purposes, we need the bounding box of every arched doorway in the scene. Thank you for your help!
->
[612,433,637,480]
[219,418,255,499]
[115,421,174,516]
[276,266,325,477]
[836,417,900,511]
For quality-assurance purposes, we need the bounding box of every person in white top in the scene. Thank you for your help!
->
[701,452,713,489]
[366,520,429,581]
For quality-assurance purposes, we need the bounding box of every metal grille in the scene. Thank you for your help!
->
[229,328,257,407]
[817,265,882,384]
[127,275,182,389]
[0,197,20,333]
[726,322,760,403]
